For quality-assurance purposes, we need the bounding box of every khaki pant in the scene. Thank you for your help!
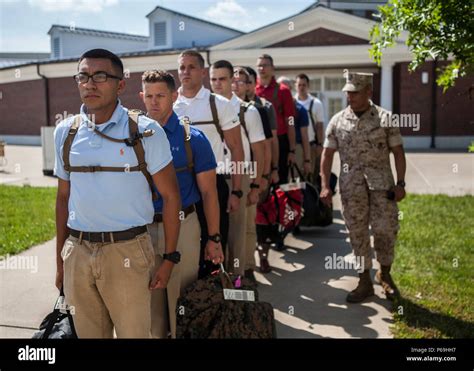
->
[341,181,399,271]
[148,211,201,338]
[62,232,155,338]
[245,203,257,270]
[226,174,250,275]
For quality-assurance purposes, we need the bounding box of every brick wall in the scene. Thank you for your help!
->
[0,79,46,135]
[395,61,474,137]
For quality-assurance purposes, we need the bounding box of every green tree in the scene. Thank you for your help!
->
[370,0,473,91]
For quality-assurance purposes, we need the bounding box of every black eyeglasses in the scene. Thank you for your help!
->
[73,72,123,84]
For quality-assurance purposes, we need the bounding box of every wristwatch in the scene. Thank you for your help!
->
[271,166,278,172]
[396,180,406,188]
[289,149,296,154]
[262,173,270,180]
[231,190,243,198]
[163,251,181,264]
[250,183,260,189]
[208,233,222,243]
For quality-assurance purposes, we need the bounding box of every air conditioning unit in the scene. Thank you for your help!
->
[41,126,55,176]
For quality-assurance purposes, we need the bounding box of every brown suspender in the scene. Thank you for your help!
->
[191,93,223,141]
[174,120,194,174]
[239,102,255,162]
[308,99,315,127]
[238,102,251,143]
[62,110,158,200]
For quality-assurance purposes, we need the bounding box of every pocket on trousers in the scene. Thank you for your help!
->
[61,237,76,262]
[136,233,155,269]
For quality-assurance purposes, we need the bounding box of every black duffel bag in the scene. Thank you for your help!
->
[292,164,337,227]
[32,287,77,339]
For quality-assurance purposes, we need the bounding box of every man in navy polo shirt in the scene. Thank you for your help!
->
[140,69,223,338]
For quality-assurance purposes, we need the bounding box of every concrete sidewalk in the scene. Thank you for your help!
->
[0,198,394,339]
[0,146,472,338]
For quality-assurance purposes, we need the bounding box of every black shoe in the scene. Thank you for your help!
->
[273,241,286,251]
[244,269,258,285]
[293,226,301,235]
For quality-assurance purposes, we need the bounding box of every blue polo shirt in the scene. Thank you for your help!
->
[153,112,217,213]
[54,101,173,232]
[294,101,310,144]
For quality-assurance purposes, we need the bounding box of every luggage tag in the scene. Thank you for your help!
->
[280,180,306,192]
[220,267,256,302]
[223,289,255,302]
[54,295,72,314]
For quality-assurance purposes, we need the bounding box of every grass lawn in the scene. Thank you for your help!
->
[392,194,474,338]
[0,185,57,256]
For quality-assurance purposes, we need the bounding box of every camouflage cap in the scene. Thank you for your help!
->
[342,69,373,92]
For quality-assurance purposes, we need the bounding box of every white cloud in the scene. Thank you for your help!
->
[27,0,118,13]
[201,0,260,31]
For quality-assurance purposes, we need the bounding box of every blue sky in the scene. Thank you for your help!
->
[0,0,316,52]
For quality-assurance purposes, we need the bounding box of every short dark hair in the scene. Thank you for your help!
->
[258,54,274,67]
[211,60,234,78]
[296,73,310,84]
[245,66,257,82]
[78,48,124,77]
[179,50,205,68]
[141,70,176,91]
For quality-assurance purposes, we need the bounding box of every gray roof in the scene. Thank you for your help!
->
[145,5,244,34]
[47,25,148,42]
[0,47,210,71]
[0,52,50,69]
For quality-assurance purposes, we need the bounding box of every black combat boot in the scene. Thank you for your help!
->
[346,269,375,303]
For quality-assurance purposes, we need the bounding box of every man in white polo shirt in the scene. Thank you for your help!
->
[210,60,265,276]
[295,73,325,180]
[174,50,245,277]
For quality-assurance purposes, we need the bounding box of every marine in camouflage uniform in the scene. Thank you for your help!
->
[320,70,407,302]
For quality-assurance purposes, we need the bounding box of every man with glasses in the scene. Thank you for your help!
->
[54,48,181,338]
[255,54,296,185]
[209,60,265,276]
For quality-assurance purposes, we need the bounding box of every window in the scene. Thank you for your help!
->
[328,98,343,119]
[154,22,167,47]
[309,78,321,95]
[324,77,345,91]
[53,37,60,59]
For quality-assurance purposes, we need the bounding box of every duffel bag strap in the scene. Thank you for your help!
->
[218,264,234,289]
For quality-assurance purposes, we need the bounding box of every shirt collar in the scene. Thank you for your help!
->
[343,100,376,120]
[177,85,209,102]
[80,99,125,130]
[162,111,180,134]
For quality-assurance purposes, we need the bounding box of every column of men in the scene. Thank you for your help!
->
[53,48,328,339]
[53,49,287,339]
